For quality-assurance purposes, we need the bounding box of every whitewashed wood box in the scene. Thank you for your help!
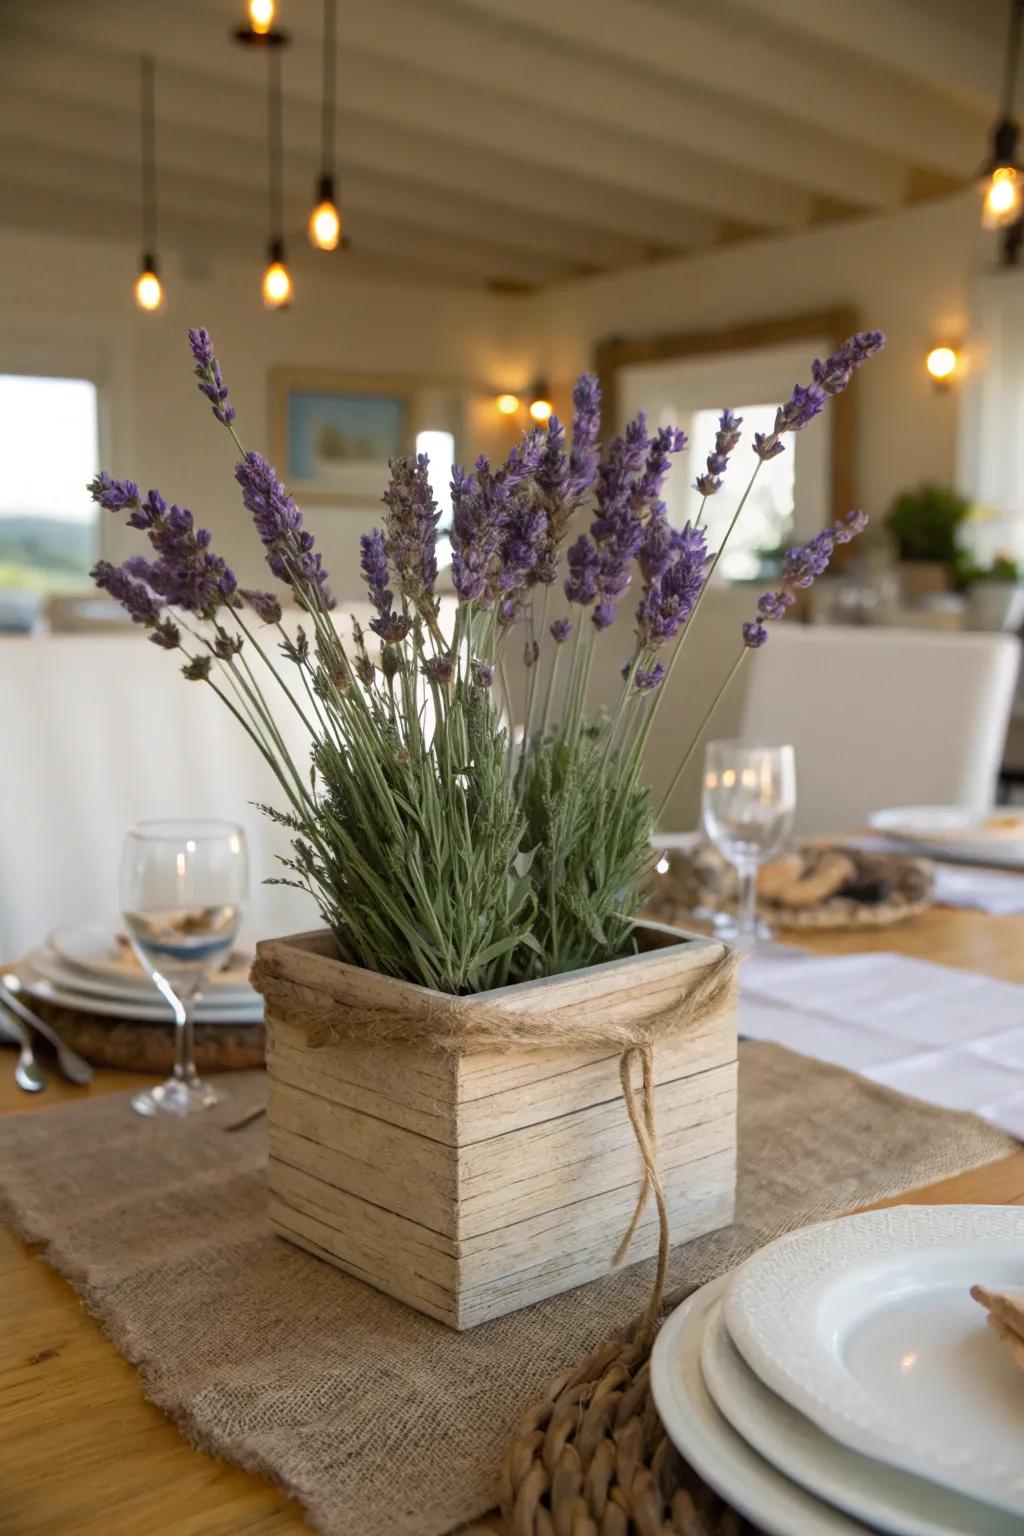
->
[256,923,738,1329]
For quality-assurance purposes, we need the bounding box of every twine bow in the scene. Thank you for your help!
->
[252,943,736,1339]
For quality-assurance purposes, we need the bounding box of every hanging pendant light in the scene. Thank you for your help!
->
[134,55,164,312]
[979,0,1024,230]
[308,0,341,249]
[262,48,293,308]
[234,0,288,45]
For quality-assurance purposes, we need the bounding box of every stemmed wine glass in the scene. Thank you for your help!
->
[701,742,796,953]
[120,819,248,1117]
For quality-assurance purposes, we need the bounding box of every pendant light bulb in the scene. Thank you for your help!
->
[262,239,293,308]
[248,0,275,35]
[982,164,1023,228]
[308,175,341,250]
[135,258,164,312]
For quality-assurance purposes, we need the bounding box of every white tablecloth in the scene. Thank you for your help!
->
[742,952,1024,1141]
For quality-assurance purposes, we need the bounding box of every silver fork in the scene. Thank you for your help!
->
[0,1007,45,1092]
[0,977,93,1086]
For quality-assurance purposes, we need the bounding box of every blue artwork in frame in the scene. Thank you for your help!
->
[272,371,411,502]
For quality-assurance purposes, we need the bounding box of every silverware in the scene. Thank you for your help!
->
[223,1104,266,1133]
[0,1005,45,1093]
[0,976,93,1086]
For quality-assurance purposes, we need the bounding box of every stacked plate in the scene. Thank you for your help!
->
[651,1206,1024,1535]
[869,806,1024,870]
[7,923,262,1024]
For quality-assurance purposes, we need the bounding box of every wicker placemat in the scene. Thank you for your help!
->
[0,1047,1014,1536]
[20,996,264,1072]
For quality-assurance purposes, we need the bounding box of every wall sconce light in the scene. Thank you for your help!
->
[926,345,960,387]
[528,381,553,424]
[496,393,520,416]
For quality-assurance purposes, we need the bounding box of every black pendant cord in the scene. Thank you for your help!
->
[1002,0,1024,119]
[268,46,284,246]
[140,54,157,261]
[320,0,337,185]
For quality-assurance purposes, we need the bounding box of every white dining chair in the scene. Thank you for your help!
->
[0,630,326,960]
[737,625,1021,835]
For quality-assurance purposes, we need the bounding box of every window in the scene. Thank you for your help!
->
[415,428,455,572]
[684,404,796,580]
[0,375,99,590]
[615,333,833,581]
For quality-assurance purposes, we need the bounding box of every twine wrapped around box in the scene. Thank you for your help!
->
[252,940,737,1339]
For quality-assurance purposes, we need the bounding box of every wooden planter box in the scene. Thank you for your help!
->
[256,923,738,1329]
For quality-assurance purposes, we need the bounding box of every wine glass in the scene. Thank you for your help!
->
[701,742,796,952]
[121,819,248,1117]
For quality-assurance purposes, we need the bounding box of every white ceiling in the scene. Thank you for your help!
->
[0,0,1010,290]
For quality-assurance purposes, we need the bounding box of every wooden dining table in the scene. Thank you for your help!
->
[3,903,1024,1536]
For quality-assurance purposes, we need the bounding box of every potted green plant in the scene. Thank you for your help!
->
[885,482,971,605]
[87,326,881,1326]
[963,553,1024,632]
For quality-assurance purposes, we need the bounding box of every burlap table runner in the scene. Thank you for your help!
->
[0,1044,1014,1536]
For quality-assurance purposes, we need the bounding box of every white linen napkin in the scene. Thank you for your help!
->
[741,952,1024,1140]
[930,864,1024,916]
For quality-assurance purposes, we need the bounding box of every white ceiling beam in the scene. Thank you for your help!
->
[727,0,1001,117]
[0,89,624,278]
[0,19,719,252]
[0,180,478,292]
[457,0,988,177]
[300,0,905,209]
[9,0,799,230]
[0,137,571,288]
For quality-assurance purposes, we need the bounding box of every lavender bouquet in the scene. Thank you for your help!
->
[89,328,882,993]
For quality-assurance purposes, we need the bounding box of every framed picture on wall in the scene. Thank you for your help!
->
[270,369,415,503]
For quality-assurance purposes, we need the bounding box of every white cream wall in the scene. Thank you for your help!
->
[0,225,522,597]
[519,190,993,525]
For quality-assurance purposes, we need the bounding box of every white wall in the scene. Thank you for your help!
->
[521,191,994,527]
[0,226,522,597]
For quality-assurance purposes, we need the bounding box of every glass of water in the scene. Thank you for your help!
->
[121,819,248,1117]
[701,742,796,952]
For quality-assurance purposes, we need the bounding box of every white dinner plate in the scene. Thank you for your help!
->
[869,807,1024,870]
[49,923,254,993]
[700,1300,1019,1536]
[649,1275,870,1535]
[5,962,263,1026]
[724,1206,1024,1518]
[27,945,257,1007]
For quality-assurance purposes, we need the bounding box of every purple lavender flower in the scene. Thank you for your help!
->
[150,617,181,650]
[753,333,885,462]
[92,559,163,627]
[756,590,795,620]
[360,529,411,644]
[381,454,441,612]
[187,328,235,426]
[695,409,742,496]
[753,432,786,462]
[87,473,139,513]
[743,511,869,645]
[91,486,238,623]
[567,373,602,501]
[621,659,667,692]
[635,518,709,648]
[235,452,332,606]
[471,659,494,688]
[240,588,283,625]
[564,535,600,606]
[181,655,212,681]
[422,654,455,686]
[832,507,869,543]
[449,431,547,606]
[549,617,572,643]
[811,331,885,396]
